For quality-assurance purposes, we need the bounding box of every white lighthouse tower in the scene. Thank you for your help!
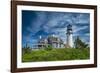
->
[66,24,73,48]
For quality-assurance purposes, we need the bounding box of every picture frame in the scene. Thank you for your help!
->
[11,1,97,73]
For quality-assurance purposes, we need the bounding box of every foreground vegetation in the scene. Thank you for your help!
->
[22,48,90,62]
[22,36,90,62]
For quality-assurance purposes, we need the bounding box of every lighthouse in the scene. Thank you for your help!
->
[66,24,73,48]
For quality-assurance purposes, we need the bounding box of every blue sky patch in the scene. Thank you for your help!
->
[22,10,90,48]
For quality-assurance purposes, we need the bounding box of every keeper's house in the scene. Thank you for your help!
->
[38,35,64,48]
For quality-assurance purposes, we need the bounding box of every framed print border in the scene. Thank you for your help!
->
[11,1,97,73]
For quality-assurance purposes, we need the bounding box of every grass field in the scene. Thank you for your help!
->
[22,48,90,62]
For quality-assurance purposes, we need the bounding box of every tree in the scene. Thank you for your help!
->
[74,36,88,49]
[22,43,31,54]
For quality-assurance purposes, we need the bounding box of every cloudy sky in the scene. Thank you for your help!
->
[22,10,90,48]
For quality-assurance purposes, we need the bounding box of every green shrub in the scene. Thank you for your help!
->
[22,48,90,62]
[22,47,31,54]
[44,45,53,51]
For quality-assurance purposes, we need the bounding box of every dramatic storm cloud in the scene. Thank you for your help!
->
[22,10,90,48]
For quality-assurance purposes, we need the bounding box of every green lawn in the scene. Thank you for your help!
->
[22,48,90,62]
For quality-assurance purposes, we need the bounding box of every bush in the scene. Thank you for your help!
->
[22,48,90,62]
[44,44,53,51]
[22,47,31,54]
